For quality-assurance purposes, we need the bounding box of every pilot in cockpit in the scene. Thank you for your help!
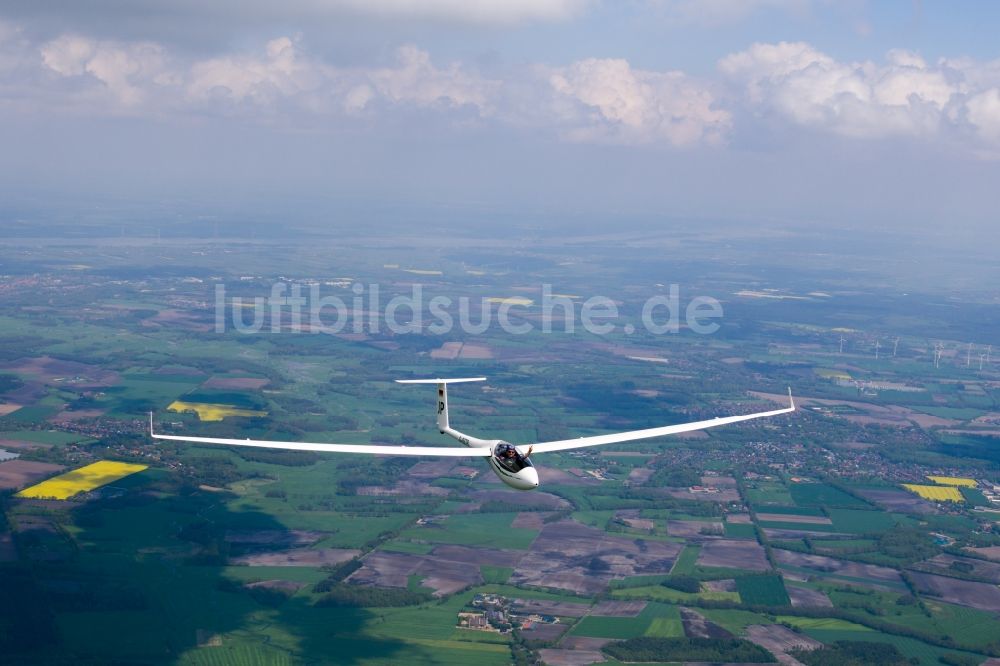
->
[495,442,533,472]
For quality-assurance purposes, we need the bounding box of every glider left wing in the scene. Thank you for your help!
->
[149,414,492,457]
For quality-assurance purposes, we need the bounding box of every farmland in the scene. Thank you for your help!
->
[167,400,268,422]
[0,222,999,665]
[903,484,965,502]
[788,481,869,508]
[927,476,977,488]
[736,574,790,606]
[15,460,148,500]
[571,603,681,638]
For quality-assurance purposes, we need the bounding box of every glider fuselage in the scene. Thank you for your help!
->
[442,426,538,490]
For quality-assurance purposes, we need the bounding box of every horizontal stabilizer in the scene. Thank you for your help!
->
[396,377,486,384]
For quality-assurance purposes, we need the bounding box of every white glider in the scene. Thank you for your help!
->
[150,378,794,491]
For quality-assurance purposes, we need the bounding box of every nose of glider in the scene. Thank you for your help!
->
[523,466,539,489]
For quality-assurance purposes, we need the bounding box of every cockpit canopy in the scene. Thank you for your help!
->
[494,441,533,472]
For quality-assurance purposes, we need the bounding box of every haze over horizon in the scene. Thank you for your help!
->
[2,1,1000,235]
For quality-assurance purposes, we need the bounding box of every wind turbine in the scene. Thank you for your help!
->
[874,339,880,360]
[839,335,846,354]
[892,337,900,357]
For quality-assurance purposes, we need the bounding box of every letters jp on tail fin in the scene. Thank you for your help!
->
[437,383,448,432]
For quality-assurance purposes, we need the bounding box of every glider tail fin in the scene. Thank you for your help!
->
[394,377,487,434]
[437,382,450,432]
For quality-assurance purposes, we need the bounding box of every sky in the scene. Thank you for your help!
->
[1,0,1000,233]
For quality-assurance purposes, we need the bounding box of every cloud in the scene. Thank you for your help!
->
[14,27,1000,154]
[365,45,497,112]
[4,26,727,146]
[40,34,175,107]
[719,41,1000,149]
[29,32,496,119]
[546,58,730,145]
[186,37,321,106]
[966,89,1000,143]
[186,40,496,114]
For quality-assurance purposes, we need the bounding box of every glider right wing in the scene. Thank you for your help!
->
[526,390,795,455]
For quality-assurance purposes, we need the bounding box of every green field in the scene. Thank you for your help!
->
[724,522,757,538]
[670,545,701,575]
[824,588,1000,650]
[0,429,89,445]
[960,487,991,506]
[398,514,538,550]
[6,404,60,422]
[699,609,775,634]
[801,629,985,666]
[826,508,900,533]
[572,603,681,639]
[612,583,741,604]
[480,566,514,584]
[571,510,615,529]
[735,575,790,606]
[789,482,869,508]
[745,481,793,505]
[777,616,872,631]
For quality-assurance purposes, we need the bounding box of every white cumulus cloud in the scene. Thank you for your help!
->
[719,40,1000,150]
[28,33,497,120]
[187,37,322,105]
[965,88,1000,143]
[186,40,496,114]
[15,27,1000,155]
[365,44,497,112]
[41,34,174,107]
[546,58,730,145]
[11,28,728,146]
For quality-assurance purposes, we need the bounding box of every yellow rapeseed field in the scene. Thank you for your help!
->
[17,460,148,500]
[167,400,267,422]
[902,484,964,502]
[926,475,977,488]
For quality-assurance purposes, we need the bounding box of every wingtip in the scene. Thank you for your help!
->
[787,387,795,410]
